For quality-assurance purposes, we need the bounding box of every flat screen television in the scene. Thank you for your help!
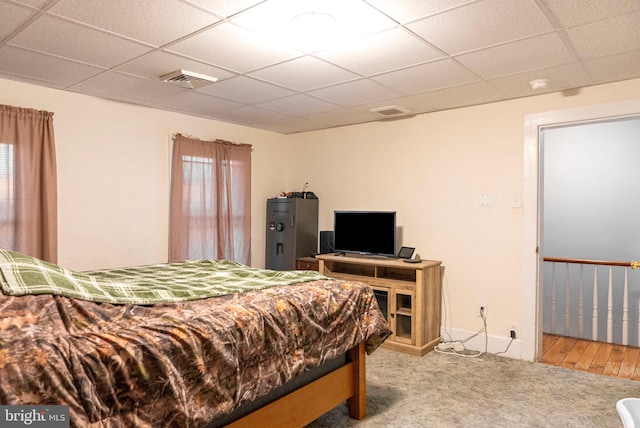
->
[333,211,396,257]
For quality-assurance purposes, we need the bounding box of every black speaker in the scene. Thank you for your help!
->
[319,230,334,254]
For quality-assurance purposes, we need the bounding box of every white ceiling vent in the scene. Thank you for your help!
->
[160,69,218,89]
[369,105,410,117]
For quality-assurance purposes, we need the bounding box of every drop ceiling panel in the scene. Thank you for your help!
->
[304,108,379,128]
[195,76,296,103]
[255,116,328,134]
[0,73,68,90]
[166,23,302,73]
[565,12,640,59]
[218,105,291,125]
[539,0,640,27]
[455,33,574,79]
[583,50,640,83]
[406,82,504,111]
[315,28,444,76]
[0,45,104,87]
[406,81,507,112]
[184,0,264,18]
[372,59,479,94]
[357,81,505,114]
[49,0,221,47]
[71,71,187,102]
[249,56,359,92]
[0,1,37,40]
[257,94,339,115]
[407,0,554,54]
[364,0,476,24]
[9,15,153,68]
[149,91,242,115]
[5,0,50,7]
[309,78,400,106]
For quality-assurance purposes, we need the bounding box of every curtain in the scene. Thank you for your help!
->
[0,105,57,262]
[169,134,251,264]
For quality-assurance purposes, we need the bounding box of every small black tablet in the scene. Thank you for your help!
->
[397,246,415,259]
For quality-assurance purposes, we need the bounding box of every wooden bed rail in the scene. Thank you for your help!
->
[226,342,366,427]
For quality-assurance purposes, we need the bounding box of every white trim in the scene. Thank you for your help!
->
[522,99,640,362]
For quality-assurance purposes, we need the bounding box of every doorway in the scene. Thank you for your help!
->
[522,99,640,362]
[542,117,640,343]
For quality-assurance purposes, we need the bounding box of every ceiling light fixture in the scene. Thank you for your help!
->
[529,79,550,90]
[292,11,336,29]
[231,1,384,53]
[290,10,340,51]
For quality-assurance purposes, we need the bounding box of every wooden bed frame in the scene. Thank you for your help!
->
[226,342,366,427]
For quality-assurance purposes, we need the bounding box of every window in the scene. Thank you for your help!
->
[170,134,251,264]
[182,155,214,257]
[0,143,15,247]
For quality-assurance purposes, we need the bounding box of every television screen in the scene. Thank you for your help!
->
[333,211,396,257]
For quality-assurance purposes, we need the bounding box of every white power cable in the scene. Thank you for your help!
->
[435,307,487,358]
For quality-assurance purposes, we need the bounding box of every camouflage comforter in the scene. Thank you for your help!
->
[0,258,391,427]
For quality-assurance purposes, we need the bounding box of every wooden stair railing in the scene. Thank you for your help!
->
[543,257,640,346]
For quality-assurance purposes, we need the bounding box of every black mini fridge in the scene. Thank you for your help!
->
[265,198,318,270]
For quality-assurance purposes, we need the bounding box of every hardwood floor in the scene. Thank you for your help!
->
[542,334,640,380]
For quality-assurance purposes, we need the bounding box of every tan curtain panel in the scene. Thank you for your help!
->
[0,105,57,263]
[169,134,251,264]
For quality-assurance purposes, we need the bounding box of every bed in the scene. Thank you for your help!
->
[0,250,391,427]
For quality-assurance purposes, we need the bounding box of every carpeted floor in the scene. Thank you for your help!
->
[307,347,640,427]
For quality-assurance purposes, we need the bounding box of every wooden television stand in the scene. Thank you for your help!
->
[317,254,442,356]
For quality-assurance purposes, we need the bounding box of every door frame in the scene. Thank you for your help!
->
[522,99,640,361]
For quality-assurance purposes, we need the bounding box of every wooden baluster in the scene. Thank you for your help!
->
[578,265,584,338]
[637,296,640,347]
[551,263,557,334]
[592,266,598,341]
[622,267,629,345]
[544,258,638,346]
[564,263,570,335]
[607,267,613,343]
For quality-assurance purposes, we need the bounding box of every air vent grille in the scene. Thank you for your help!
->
[369,105,410,116]
[160,69,218,89]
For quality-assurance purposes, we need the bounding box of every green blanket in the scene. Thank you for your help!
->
[0,250,327,305]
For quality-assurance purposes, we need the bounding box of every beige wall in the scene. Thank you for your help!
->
[0,77,290,271]
[2,75,639,359]
[288,78,640,358]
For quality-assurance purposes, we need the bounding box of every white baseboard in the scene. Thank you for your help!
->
[439,327,522,360]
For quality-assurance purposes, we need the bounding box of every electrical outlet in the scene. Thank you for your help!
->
[479,193,492,207]
[510,323,518,339]
[478,303,487,317]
